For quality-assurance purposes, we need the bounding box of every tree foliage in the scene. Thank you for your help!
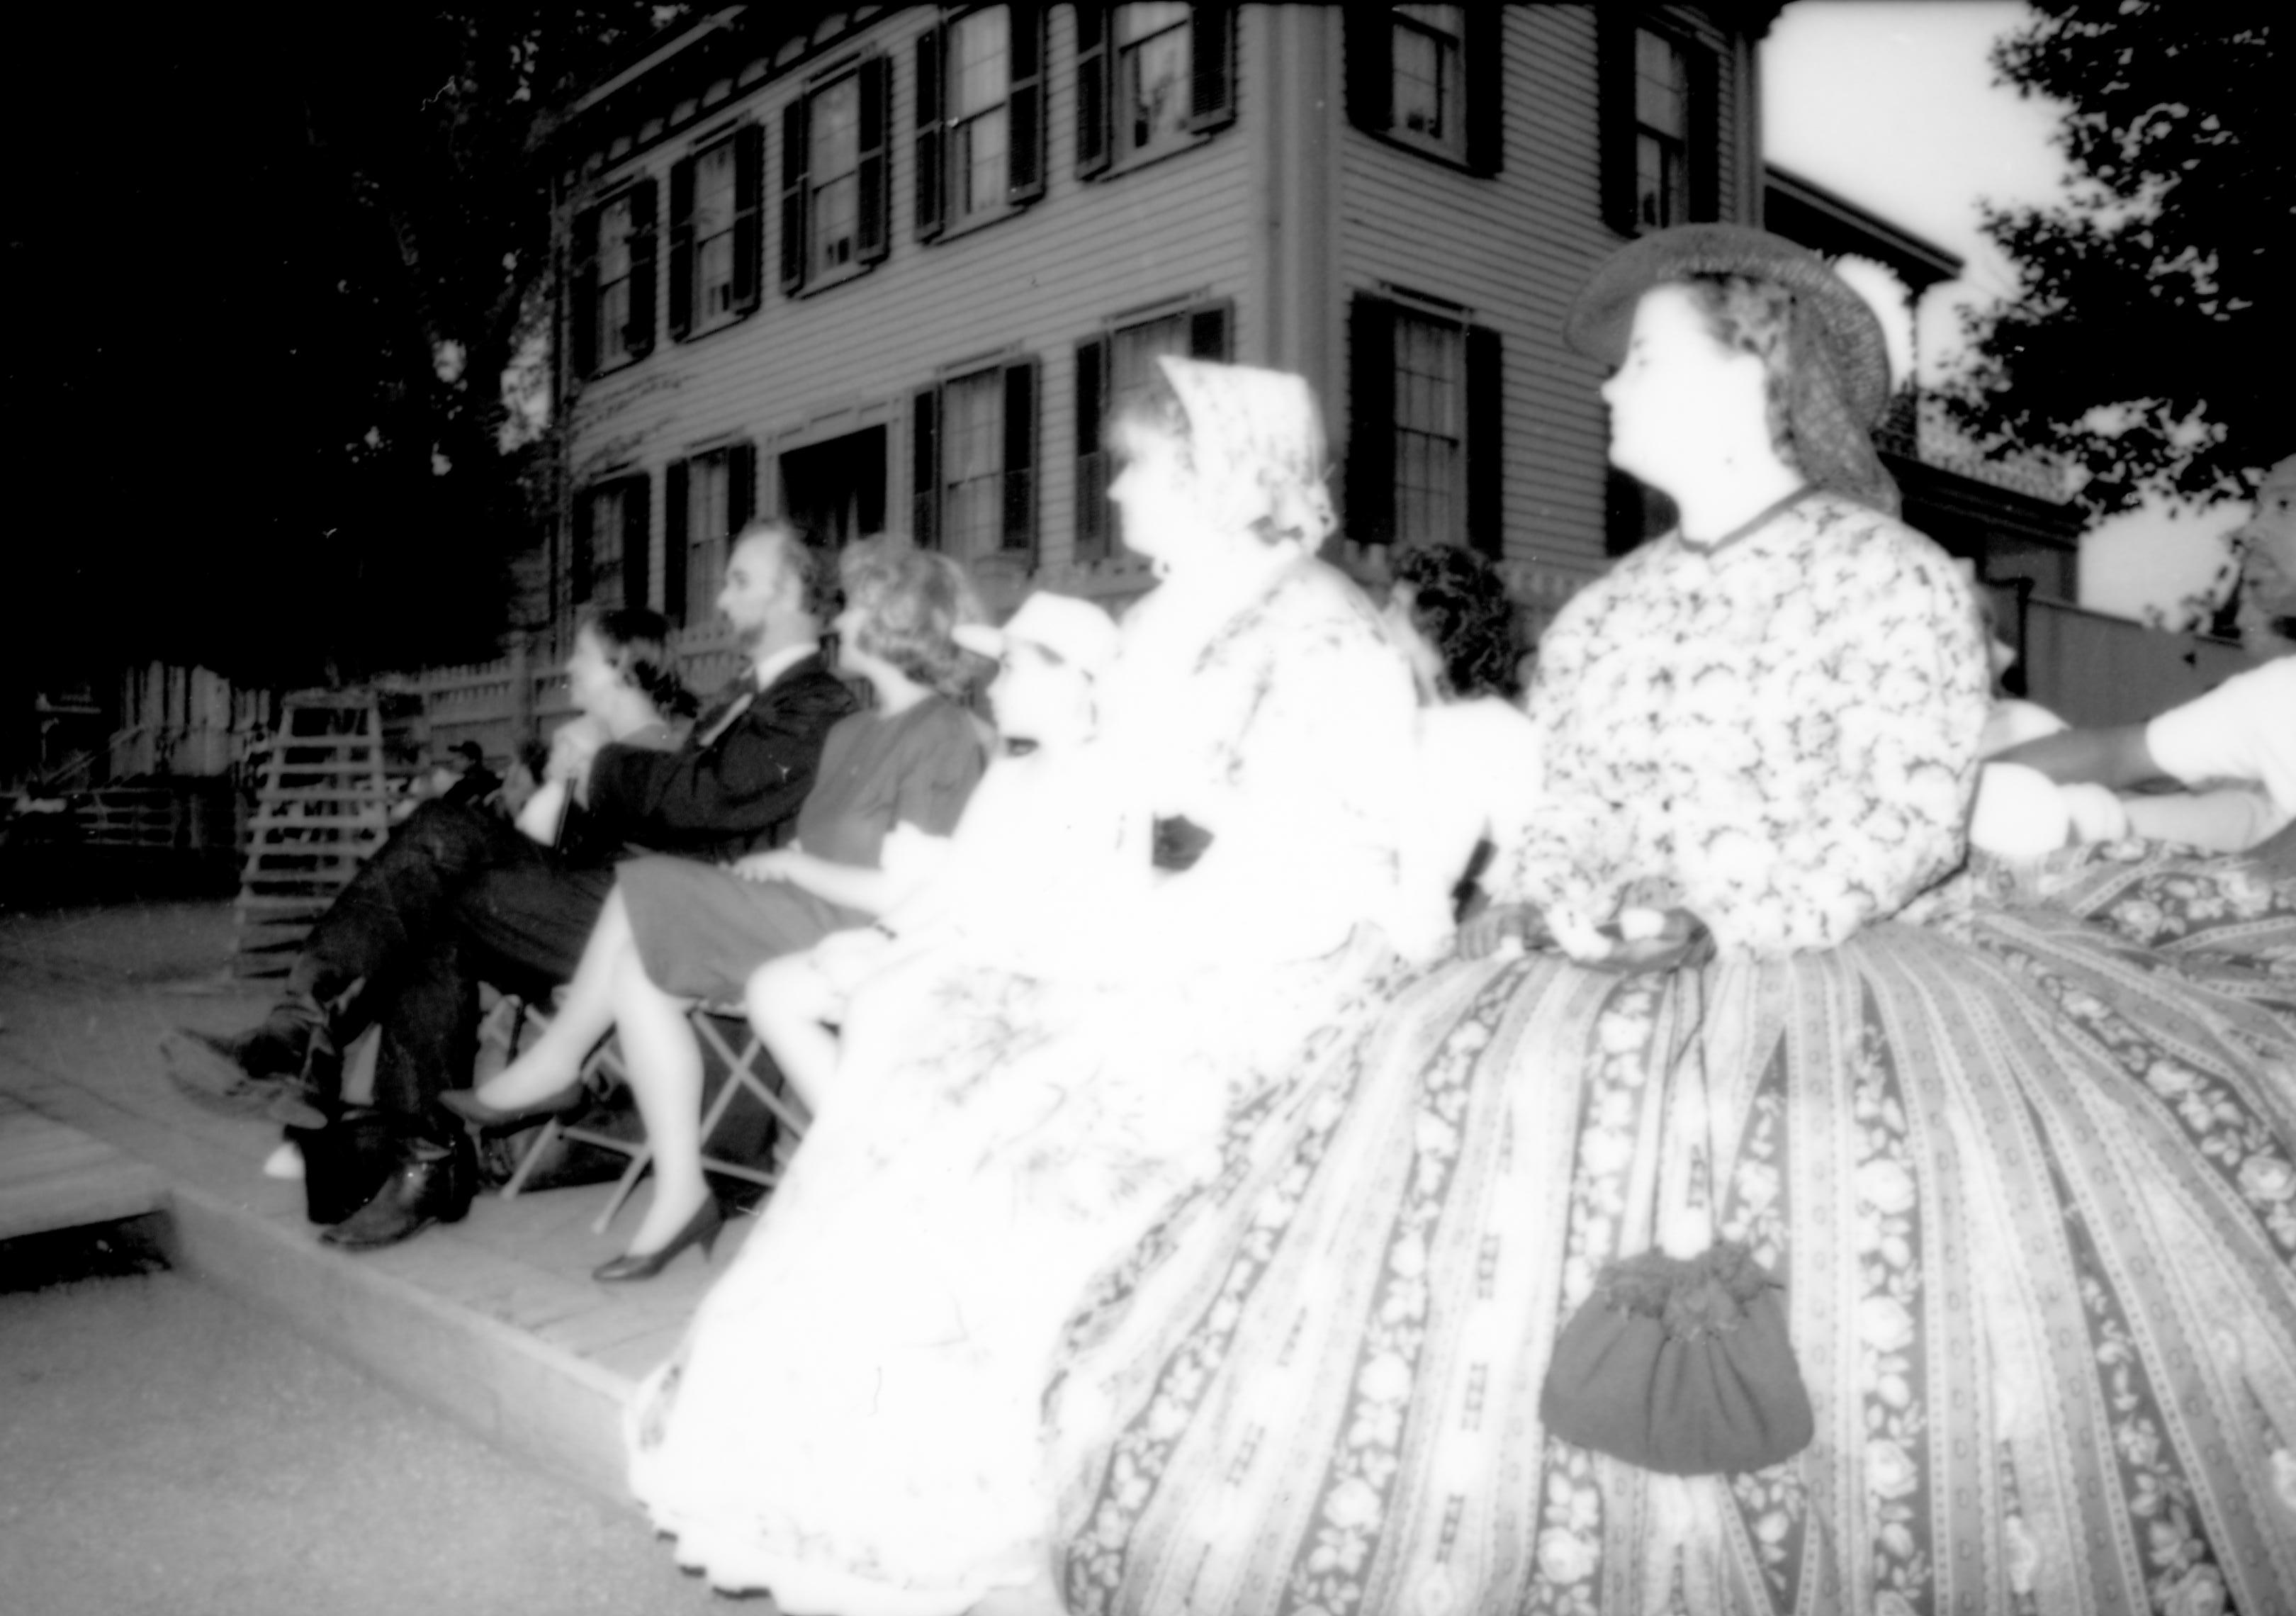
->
[13,5,686,694]
[1948,3,2288,515]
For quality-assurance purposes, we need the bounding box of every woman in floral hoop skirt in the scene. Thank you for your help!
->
[1045,227,2296,1616]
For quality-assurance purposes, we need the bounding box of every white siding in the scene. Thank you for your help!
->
[563,8,1260,607]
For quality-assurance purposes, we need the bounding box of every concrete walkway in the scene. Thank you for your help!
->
[0,898,770,1599]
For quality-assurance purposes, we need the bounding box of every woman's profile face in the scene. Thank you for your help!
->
[830,593,890,683]
[1599,284,1767,491]
[563,627,621,718]
[1108,420,1205,568]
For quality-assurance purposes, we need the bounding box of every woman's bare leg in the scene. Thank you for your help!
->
[611,948,711,1257]
[746,954,841,1115]
[472,887,636,1107]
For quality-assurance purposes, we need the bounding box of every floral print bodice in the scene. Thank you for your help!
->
[1500,493,1989,955]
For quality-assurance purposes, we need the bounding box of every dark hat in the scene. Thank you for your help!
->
[450,740,486,765]
[1565,224,1893,432]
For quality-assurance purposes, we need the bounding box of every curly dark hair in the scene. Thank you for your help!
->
[580,606,699,721]
[1389,545,1523,700]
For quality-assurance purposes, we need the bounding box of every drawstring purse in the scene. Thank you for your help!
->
[1538,935,1815,1476]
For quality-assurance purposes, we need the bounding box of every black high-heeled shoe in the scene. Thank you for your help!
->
[592,1194,725,1283]
[439,1076,587,1134]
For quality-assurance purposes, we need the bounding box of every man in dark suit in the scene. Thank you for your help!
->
[164,519,857,1247]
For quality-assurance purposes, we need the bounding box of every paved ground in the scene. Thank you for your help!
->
[0,1221,745,1616]
[0,891,756,1615]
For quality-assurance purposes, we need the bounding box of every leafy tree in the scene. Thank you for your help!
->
[12,5,685,696]
[1948,4,2287,515]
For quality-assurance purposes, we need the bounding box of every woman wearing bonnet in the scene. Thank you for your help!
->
[622,356,1419,1614]
[1042,229,2296,1615]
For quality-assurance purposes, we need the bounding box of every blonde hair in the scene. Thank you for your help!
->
[841,537,990,698]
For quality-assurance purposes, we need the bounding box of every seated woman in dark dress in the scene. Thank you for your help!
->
[444,539,987,1278]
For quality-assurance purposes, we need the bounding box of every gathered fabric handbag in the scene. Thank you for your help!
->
[1538,936,1815,1476]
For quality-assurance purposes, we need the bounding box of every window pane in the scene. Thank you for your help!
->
[1393,314,1463,546]
[942,371,1005,560]
[811,77,861,273]
[1115,2,1189,45]
[814,174,858,272]
[1392,24,1442,136]
[582,487,627,606]
[598,195,634,280]
[1110,314,1188,416]
[687,456,731,624]
[1635,30,1687,138]
[1120,12,1191,154]
[1397,3,1463,33]
[951,7,1011,118]
[958,106,1009,217]
[596,193,635,364]
[812,77,860,178]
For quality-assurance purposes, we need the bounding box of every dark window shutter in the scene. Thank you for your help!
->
[1464,8,1502,176]
[1188,300,1231,361]
[1008,4,1046,204]
[1345,8,1392,135]
[914,26,945,241]
[570,485,597,605]
[1074,337,1108,562]
[728,442,757,537]
[668,157,697,340]
[664,461,691,624]
[1347,296,1397,545]
[622,473,653,610]
[571,206,601,378]
[780,98,809,292]
[857,55,891,265]
[624,178,658,359]
[1074,5,1110,179]
[911,386,941,551]
[1597,9,1636,235]
[731,123,765,314]
[1187,6,1236,133]
[1001,358,1037,556]
[1465,325,1502,556]
[1687,43,1720,221]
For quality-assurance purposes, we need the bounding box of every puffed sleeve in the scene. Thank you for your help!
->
[1147,568,1419,967]
[1692,515,1988,952]
[891,702,988,838]
[1492,569,1643,926]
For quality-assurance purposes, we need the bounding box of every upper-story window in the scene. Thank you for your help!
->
[571,180,658,378]
[1072,299,1229,563]
[1346,7,1499,174]
[1601,11,1719,235]
[1074,4,1234,180]
[782,56,891,295]
[1633,30,1689,229]
[911,357,1039,562]
[572,474,651,611]
[669,125,763,342]
[916,6,1047,240]
[1347,293,1501,554]
[665,443,756,627]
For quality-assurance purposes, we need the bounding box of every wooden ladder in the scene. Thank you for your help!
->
[232,691,391,978]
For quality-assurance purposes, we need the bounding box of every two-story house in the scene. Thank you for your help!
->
[542,2,1780,649]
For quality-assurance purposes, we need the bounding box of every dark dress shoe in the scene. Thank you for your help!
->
[592,1195,725,1282]
[320,1135,475,1252]
[439,1077,587,1134]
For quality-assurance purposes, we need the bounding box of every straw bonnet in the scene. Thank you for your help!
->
[1565,223,1894,432]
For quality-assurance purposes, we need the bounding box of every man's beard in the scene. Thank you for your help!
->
[731,617,768,654]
